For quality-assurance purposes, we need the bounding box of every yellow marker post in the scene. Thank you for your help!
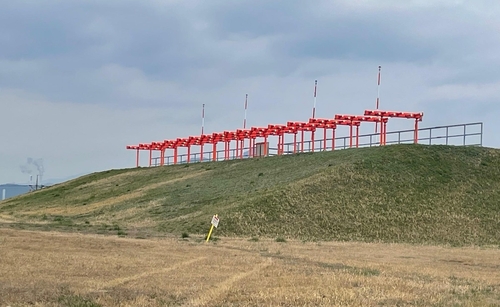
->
[206,214,219,242]
[206,225,214,242]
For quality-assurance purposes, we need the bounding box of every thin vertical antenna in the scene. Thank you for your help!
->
[312,80,317,118]
[202,103,205,135]
[241,94,248,159]
[244,94,248,129]
[376,66,381,109]
[375,66,381,133]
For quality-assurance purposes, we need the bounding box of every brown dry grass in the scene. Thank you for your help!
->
[20,171,206,217]
[1,229,499,306]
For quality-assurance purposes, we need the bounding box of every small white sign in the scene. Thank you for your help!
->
[211,215,219,228]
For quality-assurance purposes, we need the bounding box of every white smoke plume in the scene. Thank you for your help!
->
[20,157,44,184]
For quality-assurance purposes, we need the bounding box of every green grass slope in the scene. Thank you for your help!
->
[1,144,499,246]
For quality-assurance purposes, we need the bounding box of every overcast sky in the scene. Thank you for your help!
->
[1,0,499,184]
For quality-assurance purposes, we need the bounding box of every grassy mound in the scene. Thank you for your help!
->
[1,144,499,246]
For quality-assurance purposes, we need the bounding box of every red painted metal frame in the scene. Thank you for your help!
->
[267,124,288,155]
[307,118,365,149]
[363,110,423,143]
[236,129,251,159]
[308,118,337,151]
[127,109,423,167]
[335,114,389,146]
[286,121,316,153]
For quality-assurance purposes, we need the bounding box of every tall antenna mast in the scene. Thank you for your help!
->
[201,103,205,135]
[375,66,381,133]
[376,66,381,109]
[243,94,248,129]
[312,80,317,118]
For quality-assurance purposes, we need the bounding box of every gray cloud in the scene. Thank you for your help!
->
[0,1,220,105]
[1,0,500,183]
[2,1,499,97]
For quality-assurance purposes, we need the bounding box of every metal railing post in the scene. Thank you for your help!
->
[155,122,484,164]
[463,124,466,146]
[446,127,449,145]
[481,123,483,146]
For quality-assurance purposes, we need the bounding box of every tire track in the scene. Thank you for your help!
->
[99,256,207,289]
[185,259,273,307]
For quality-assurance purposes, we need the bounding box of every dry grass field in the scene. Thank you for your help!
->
[1,229,499,306]
[2,145,499,247]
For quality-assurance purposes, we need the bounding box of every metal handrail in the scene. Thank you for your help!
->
[150,122,483,166]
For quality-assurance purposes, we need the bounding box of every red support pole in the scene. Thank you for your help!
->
[236,139,239,158]
[213,142,217,161]
[280,134,284,155]
[382,121,385,145]
[149,149,152,167]
[414,119,418,144]
[162,149,165,166]
[383,121,386,145]
[356,125,359,148]
[332,128,336,150]
[264,136,268,156]
[136,149,139,168]
[187,145,191,163]
[380,122,384,146]
[311,130,315,152]
[293,133,297,154]
[384,122,387,145]
[380,118,383,142]
[384,121,388,145]
[281,134,285,154]
[301,130,304,152]
[200,144,204,162]
[349,124,353,148]
[323,128,327,151]
[312,131,315,152]
[277,135,281,155]
[281,134,284,155]
[174,147,178,165]
[283,134,286,154]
